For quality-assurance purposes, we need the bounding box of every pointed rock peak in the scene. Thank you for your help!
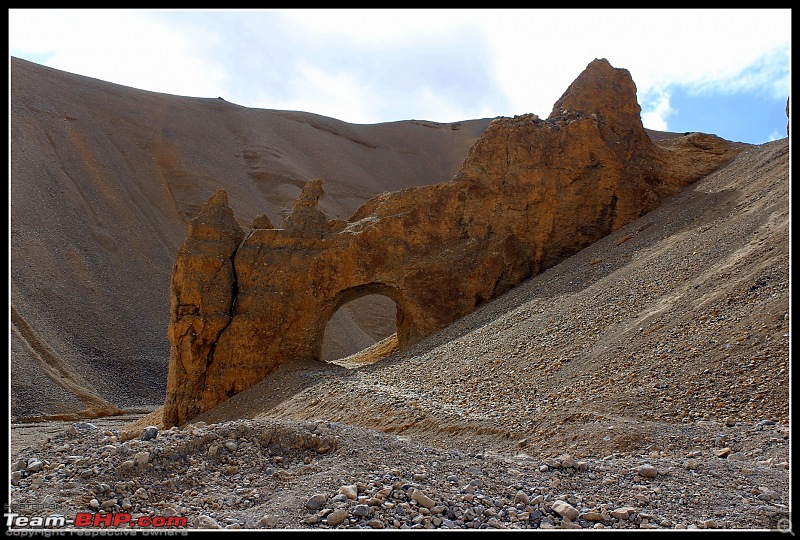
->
[282,179,329,237]
[586,57,614,71]
[294,179,325,209]
[188,189,244,241]
[548,58,641,123]
[206,189,229,208]
[252,214,275,229]
[195,189,235,222]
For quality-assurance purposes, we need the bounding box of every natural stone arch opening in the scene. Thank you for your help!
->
[315,284,409,366]
[320,293,398,364]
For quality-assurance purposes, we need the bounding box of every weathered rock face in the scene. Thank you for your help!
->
[163,190,244,425]
[163,58,742,427]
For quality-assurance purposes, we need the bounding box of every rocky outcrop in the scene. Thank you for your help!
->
[163,58,742,427]
[163,191,244,425]
[281,179,329,237]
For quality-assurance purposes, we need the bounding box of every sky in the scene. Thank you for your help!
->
[8,8,792,144]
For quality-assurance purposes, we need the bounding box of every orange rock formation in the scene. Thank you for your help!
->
[163,59,741,427]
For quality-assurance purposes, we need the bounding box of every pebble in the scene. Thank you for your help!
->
[339,485,358,500]
[195,515,220,529]
[326,509,348,526]
[140,426,159,441]
[637,464,658,478]
[551,500,579,521]
[352,504,370,516]
[259,516,277,528]
[305,494,328,510]
[560,518,582,529]
[410,489,436,509]
[559,455,577,468]
[715,448,732,458]
[133,451,150,467]
[684,459,700,470]
[513,491,529,505]
[610,507,634,520]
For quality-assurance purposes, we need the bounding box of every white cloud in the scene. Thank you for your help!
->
[640,89,675,132]
[9,8,791,131]
[767,129,783,142]
[10,9,229,99]
[279,8,483,44]
[408,86,493,124]
[252,62,384,124]
[473,9,791,118]
[680,47,791,100]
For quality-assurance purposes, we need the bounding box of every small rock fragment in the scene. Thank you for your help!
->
[339,485,358,500]
[140,426,159,441]
[305,494,327,510]
[551,500,579,521]
[638,464,658,478]
[326,509,348,526]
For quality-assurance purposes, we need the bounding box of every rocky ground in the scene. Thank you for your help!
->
[7,137,790,531]
[7,416,790,531]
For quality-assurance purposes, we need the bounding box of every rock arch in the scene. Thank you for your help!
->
[163,59,742,427]
[316,284,405,361]
[320,293,398,362]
